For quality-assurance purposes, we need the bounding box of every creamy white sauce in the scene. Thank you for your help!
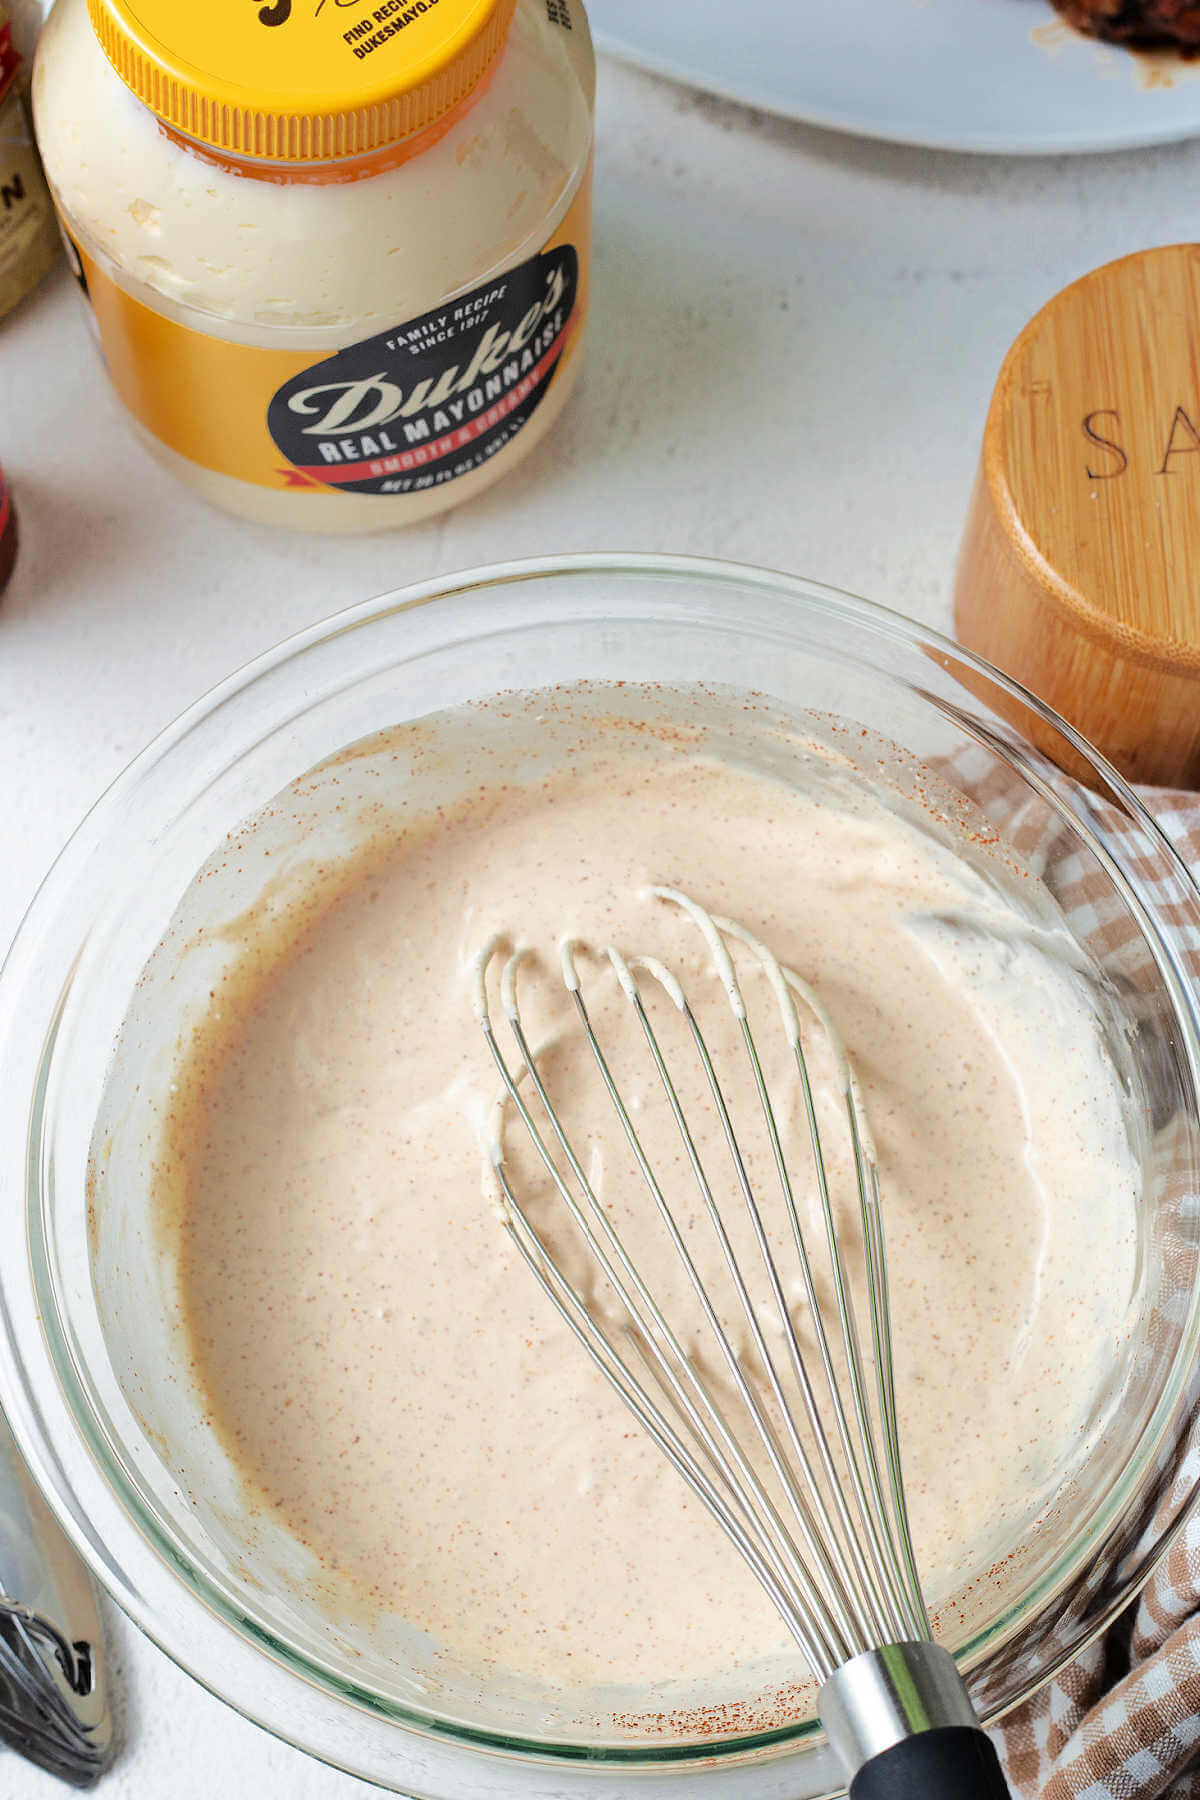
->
[159,693,1138,1697]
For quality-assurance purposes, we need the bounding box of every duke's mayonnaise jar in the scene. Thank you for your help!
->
[33,0,594,531]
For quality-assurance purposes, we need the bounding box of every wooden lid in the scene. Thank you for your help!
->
[955,244,1200,787]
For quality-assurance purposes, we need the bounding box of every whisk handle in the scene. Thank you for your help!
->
[820,1642,1011,1799]
[848,1726,1010,1798]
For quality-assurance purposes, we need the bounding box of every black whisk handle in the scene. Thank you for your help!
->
[849,1725,1011,1798]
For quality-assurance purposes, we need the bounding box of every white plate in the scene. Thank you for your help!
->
[590,0,1200,155]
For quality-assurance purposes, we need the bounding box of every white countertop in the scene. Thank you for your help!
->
[5,42,1200,1799]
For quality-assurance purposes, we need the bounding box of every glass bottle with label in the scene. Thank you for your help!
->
[0,0,57,322]
[33,0,594,532]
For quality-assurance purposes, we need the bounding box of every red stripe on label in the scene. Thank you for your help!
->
[0,23,20,106]
[288,314,573,486]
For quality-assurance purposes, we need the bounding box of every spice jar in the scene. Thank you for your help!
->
[955,245,1200,786]
[0,1,57,322]
[32,0,594,533]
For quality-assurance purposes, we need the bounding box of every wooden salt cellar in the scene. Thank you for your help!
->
[955,244,1200,788]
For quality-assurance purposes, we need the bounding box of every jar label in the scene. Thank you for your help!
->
[65,163,590,502]
[0,83,60,322]
[266,243,578,497]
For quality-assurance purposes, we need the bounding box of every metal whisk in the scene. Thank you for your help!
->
[473,888,1011,1800]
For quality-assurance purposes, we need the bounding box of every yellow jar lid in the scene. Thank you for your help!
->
[86,0,518,163]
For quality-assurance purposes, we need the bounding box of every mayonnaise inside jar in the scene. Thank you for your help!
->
[33,0,594,532]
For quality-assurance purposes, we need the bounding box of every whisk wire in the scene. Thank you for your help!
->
[475,897,932,1676]
[730,1003,908,1647]
[564,963,863,1661]
[479,1004,839,1670]
[660,893,920,1645]
[716,897,927,1646]
[624,965,898,1654]
[845,1092,930,1642]
[617,1321,844,1659]
[478,958,846,1668]
[495,1168,831,1668]
[795,1038,922,1646]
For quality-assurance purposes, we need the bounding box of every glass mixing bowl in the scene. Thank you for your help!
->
[1,553,1199,1800]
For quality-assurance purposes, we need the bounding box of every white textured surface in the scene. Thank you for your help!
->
[4,45,1200,1798]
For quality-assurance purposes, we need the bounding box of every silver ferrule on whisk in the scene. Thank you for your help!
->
[818,1640,980,1782]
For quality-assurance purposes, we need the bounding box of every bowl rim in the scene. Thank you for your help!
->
[2,549,1200,1785]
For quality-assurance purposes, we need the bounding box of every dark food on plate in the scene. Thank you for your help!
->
[1051,0,1200,46]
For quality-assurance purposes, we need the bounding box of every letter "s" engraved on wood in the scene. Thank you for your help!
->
[1082,411,1128,480]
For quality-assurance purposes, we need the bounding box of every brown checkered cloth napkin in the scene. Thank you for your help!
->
[980,787,1200,1800]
